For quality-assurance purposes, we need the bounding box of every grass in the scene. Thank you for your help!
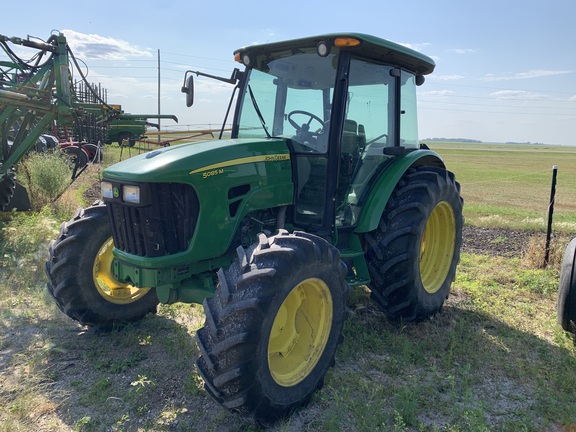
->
[17,150,73,213]
[326,256,576,431]
[2,251,575,431]
[4,253,572,431]
[431,142,576,233]
[1,142,576,431]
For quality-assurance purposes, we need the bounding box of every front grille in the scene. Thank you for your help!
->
[106,183,199,258]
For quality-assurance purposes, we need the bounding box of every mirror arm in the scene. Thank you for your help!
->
[182,68,242,87]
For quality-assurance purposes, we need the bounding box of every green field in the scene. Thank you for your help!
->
[429,142,576,233]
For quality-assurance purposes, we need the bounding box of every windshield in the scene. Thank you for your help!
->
[237,49,337,153]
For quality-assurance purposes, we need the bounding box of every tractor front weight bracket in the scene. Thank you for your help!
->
[155,274,216,305]
[112,259,215,305]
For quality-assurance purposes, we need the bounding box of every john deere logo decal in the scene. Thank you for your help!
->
[189,154,291,177]
[113,187,120,198]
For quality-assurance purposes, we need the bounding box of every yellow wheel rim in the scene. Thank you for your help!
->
[420,201,456,294]
[92,237,150,304]
[268,278,333,387]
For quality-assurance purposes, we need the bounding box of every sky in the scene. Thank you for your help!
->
[2,0,575,146]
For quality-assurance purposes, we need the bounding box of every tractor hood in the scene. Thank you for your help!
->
[103,138,292,184]
[102,137,295,266]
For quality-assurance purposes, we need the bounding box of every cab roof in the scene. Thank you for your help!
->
[234,33,435,76]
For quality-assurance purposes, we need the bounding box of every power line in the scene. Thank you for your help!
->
[419,92,576,103]
[418,105,576,116]
[425,81,576,96]
[418,99,576,110]
[162,51,233,63]
[88,64,233,74]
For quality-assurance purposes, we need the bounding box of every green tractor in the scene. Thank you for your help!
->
[104,108,178,146]
[46,33,463,422]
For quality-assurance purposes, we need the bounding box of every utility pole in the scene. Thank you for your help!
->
[157,49,161,143]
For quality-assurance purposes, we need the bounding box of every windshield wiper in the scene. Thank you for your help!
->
[248,85,272,139]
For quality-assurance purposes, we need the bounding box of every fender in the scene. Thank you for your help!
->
[354,149,445,233]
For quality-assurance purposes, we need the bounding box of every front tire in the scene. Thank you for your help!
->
[196,230,349,423]
[558,237,576,333]
[365,166,463,322]
[45,201,159,328]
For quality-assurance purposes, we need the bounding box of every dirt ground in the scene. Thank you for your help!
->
[461,225,536,258]
[461,225,572,271]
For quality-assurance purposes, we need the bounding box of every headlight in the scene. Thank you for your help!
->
[101,181,114,200]
[123,185,141,204]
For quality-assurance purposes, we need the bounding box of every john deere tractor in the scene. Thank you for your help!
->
[46,33,463,422]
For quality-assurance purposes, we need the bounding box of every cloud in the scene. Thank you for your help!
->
[490,90,547,100]
[61,29,152,60]
[398,42,431,52]
[420,90,454,96]
[570,95,576,102]
[448,48,476,54]
[430,74,465,81]
[84,70,157,102]
[514,69,574,79]
[484,69,575,81]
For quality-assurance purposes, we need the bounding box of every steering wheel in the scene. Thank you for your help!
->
[287,110,325,136]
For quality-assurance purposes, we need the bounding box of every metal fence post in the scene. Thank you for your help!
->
[544,165,558,266]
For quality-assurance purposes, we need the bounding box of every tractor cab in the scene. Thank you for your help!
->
[233,34,434,234]
[186,34,434,234]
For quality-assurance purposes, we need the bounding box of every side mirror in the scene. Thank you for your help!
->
[181,75,194,107]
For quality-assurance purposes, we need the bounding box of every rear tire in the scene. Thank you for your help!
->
[45,201,159,328]
[196,230,349,423]
[365,166,463,322]
[117,132,130,146]
[0,171,16,211]
[558,237,576,333]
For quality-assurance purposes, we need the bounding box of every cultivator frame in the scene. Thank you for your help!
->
[0,33,114,170]
[0,32,120,210]
[0,31,176,211]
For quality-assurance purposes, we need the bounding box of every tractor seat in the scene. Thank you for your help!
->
[342,119,358,154]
